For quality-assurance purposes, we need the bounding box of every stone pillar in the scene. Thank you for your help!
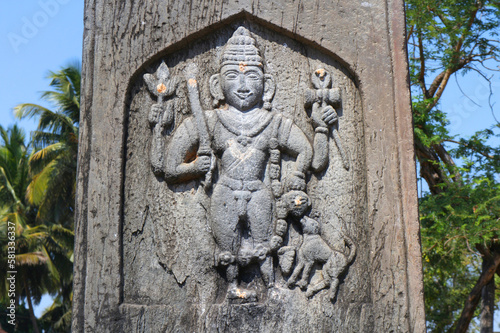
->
[73,1,426,332]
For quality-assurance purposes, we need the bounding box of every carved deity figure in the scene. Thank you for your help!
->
[148,26,346,301]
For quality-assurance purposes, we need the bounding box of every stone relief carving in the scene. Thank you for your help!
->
[144,26,356,303]
[286,215,356,301]
[144,61,181,174]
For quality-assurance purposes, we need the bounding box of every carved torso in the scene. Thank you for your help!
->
[213,108,289,181]
[180,108,292,182]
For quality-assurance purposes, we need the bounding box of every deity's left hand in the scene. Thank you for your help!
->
[283,172,306,192]
[311,102,338,129]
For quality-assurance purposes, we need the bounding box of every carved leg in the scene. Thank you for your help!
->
[328,278,340,302]
[287,260,304,288]
[260,256,274,288]
[306,278,330,298]
[297,262,313,289]
[210,185,240,257]
[226,264,243,300]
[226,264,239,288]
[247,188,274,286]
[247,188,274,246]
[323,259,341,302]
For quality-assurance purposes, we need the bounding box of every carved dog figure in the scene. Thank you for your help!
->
[287,216,356,301]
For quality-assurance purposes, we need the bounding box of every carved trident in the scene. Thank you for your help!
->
[144,61,180,175]
[305,69,350,170]
[144,61,179,128]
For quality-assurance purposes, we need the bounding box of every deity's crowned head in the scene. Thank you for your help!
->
[211,26,275,111]
[221,26,263,69]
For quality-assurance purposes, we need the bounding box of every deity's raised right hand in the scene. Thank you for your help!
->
[148,103,174,128]
[148,103,163,126]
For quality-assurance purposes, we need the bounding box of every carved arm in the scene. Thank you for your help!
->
[281,125,313,191]
[164,119,211,183]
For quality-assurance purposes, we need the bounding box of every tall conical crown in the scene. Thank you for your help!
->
[221,27,263,67]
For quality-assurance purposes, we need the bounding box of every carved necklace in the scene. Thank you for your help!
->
[216,109,273,146]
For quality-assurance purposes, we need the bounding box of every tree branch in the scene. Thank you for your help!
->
[407,24,414,41]
[428,71,446,98]
[444,139,495,159]
[426,3,481,111]
[453,251,500,333]
[418,32,429,98]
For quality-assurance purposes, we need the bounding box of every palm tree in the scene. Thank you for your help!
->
[13,63,80,333]
[14,63,80,228]
[0,125,75,333]
[0,125,48,333]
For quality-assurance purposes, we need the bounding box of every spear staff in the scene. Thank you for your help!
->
[184,63,216,187]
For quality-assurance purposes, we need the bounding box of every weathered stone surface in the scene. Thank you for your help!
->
[74,1,425,332]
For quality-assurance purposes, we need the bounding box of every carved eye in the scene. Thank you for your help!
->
[224,72,238,80]
[246,72,260,80]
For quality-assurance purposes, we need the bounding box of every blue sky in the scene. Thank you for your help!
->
[0,0,84,136]
[0,0,84,317]
[0,0,499,325]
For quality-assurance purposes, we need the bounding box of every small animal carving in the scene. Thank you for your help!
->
[287,216,356,302]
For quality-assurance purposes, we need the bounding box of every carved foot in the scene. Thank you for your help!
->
[305,288,315,298]
[227,287,257,304]
[296,280,308,290]
[328,279,340,302]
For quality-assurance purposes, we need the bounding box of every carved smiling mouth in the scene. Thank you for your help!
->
[234,92,252,100]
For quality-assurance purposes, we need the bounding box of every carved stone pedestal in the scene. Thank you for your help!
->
[73,1,425,332]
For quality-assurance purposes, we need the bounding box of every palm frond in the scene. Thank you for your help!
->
[0,165,21,207]
[26,171,51,207]
[29,142,65,174]
[13,103,53,121]
[31,131,62,148]
[16,252,47,266]
[37,110,75,136]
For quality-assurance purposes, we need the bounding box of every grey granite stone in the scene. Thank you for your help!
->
[74,2,425,332]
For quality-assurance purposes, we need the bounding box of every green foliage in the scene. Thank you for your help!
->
[412,98,450,147]
[407,0,500,78]
[39,295,72,333]
[420,170,500,332]
[406,0,500,331]
[418,128,500,332]
[15,63,80,228]
[0,62,80,333]
[0,301,40,333]
[12,63,80,333]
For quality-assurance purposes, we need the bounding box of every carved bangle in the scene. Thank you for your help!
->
[315,126,329,134]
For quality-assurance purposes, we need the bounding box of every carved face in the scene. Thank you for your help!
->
[219,64,264,111]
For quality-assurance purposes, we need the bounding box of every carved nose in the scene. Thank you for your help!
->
[238,75,249,90]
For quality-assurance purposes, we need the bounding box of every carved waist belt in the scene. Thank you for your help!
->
[218,175,264,192]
